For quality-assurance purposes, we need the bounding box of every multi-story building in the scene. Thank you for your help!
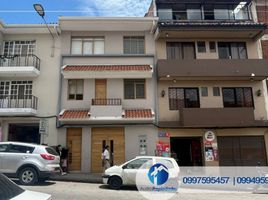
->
[57,17,157,172]
[255,0,268,58]
[0,20,60,146]
[149,0,268,166]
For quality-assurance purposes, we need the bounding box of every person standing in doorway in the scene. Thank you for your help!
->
[102,145,110,172]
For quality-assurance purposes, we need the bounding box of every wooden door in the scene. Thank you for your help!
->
[67,128,82,171]
[91,127,125,173]
[95,79,107,99]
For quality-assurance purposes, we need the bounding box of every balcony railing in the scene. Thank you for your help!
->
[0,55,41,70]
[0,95,38,110]
[92,98,122,106]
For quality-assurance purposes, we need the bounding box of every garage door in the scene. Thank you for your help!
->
[67,128,82,171]
[91,127,125,173]
[218,136,267,166]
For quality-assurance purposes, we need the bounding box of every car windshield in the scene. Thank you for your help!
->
[0,173,25,200]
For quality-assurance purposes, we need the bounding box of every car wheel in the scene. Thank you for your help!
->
[108,176,122,190]
[18,167,38,185]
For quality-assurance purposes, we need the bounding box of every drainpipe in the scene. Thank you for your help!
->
[56,55,63,128]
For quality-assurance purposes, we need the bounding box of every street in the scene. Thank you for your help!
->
[20,181,268,200]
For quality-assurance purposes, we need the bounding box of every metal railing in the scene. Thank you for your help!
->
[0,95,38,110]
[92,98,122,106]
[0,55,41,70]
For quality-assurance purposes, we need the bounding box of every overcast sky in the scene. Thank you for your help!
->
[0,0,152,24]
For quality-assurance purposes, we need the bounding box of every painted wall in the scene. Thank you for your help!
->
[158,80,268,122]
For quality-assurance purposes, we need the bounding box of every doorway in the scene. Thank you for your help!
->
[8,123,40,144]
[91,127,125,173]
[170,137,203,166]
[95,79,107,99]
[67,128,82,171]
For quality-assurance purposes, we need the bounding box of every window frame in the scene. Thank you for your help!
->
[67,79,84,100]
[197,41,206,53]
[166,42,196,60]
[3,40,36,56]
[168,87,200,110]
[124,79,146,100]
[222,87,254,108]
[123,36,145,55]
[70,37,105,55]
[218,42,248,59]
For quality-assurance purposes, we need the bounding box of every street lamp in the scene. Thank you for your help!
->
[33,4,55,57]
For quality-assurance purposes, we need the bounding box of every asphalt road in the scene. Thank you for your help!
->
[20,181,268,200]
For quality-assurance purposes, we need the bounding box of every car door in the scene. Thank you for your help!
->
[122,158,153,185]
[0,144,10,173]
[1,144,33,173]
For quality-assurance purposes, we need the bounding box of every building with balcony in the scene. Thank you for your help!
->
[57,17,157,172]
[0,21,61,145]
[149,0,268,167]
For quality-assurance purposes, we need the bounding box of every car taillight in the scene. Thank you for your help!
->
[40,154,55,160]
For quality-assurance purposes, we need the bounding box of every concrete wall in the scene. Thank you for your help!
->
[1,33,61,145]
[156,39,260,60]
[158,80,268,122]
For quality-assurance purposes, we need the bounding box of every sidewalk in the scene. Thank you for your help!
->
[49,173,103,183]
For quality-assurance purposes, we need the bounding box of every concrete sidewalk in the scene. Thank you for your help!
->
[49,173,103,183]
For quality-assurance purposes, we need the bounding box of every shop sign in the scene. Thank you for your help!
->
[204,131,215,142]
[39,119,48,135]
[158,131,170,138]
[156,141,170,157]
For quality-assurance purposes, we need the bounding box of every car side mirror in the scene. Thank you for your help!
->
[122,165,128,169]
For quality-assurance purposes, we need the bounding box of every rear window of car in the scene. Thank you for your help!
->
[46,147,59,156]
[155,159,174,168]
[9,145,35,154]
[0,173,24,200]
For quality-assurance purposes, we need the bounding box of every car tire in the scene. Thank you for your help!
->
[18,167,38,185]
[108,176,123,190]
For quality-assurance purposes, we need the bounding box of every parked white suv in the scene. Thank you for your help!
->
[103,156,180,189]
[0,142,60,185]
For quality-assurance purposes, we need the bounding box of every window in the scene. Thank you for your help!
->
[46,147,59,156]
[166,42,195,59]
[209,42,216,52]
[213,87,220,96]
[123,36,145,54]
[168,88,200,110]
[187,4,202,20]
[68,80,84,100]
[218,42,247,59]
[155,159,174,168]
[197,41,206,53]
[3,41,36,56]
[124,79,145,99]
[222,88,253,107]
[71,37,104,55]
[158,9,173,20]
[0,144,9,152]
[123,158,152,169]
[0,81,33,99]
[9,145,34,153]
[201,87,208,97]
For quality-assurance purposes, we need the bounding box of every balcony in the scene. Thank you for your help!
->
[180,107,255,127]
[0,55,41,77]
[157,59,268,81]
[90,99,122,118]
[0,95,38,116]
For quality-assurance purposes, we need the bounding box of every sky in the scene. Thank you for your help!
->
[0,0,152,24]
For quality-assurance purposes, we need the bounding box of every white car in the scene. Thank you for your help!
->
[0,173,51,200]
[102,156,180,189]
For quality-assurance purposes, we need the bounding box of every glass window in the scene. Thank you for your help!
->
[68,79,84,100]
[155,159,174,169]
[123,36,145,54]
[158,9,173,20]
[3,41,36,56]
[218,42,247,59]
[46,147,59,156]
[169,88,200,110]
[201,87,208,97]
[166,42,195,59]
[71,37,104,55]
[0,144,9,152]
[209,42,216,52]
[222,88,253,107]
[124,158,152,169]
[187,4,202,20]
[9,145,34,153]
[0,174,25,199]
[197,41,206,53]
[124,79,145,99]
[213,87,220,96]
